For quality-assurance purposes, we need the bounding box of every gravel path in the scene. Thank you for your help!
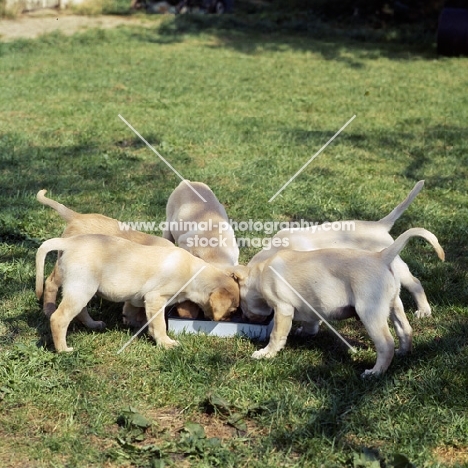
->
[0,10,147,41]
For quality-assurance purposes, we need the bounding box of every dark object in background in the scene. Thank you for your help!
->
[177,0,234,13]
[131,0,234,13]
[437,7,468,55]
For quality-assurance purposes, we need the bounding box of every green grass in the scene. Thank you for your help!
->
[0,15,467,467]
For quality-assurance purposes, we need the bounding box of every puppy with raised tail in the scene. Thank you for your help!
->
[37,190,173,327]
[244,180,435,320]
[36,235,240,352]
[243,228,444,376]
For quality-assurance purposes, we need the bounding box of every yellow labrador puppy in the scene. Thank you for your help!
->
[243,180,436,320]
[242,228,444,376]
[163,180,239,267]
[36,234,240,352]
[37,190,172,327]
[163,180,239,318]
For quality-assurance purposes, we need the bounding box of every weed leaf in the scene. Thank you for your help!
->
[204,393,233,416]
[182,422,206,439]
[117,406,153,430]
[227,412,247,432]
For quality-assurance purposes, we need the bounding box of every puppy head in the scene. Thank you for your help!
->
[198,264,242,321]
[240,286,272,323]
[234,266,272,323]
[206,287,239,322]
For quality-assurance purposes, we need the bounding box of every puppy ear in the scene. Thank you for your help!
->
[226,265,249,284]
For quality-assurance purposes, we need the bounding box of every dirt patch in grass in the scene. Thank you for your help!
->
[109,406,264,467]
[147,405,260,440]
[433,445,468,466]
[0,447,36,468]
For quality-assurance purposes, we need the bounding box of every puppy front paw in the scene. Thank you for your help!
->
[123,317,146,329]
[252,348,276,359]
[414,308,431,319]
[395,347,411,356]
[294,324,320,337]
[158,338,179,349]
[90,320,106,331]
[361,369,381,378]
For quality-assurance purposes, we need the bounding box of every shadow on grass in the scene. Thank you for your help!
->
[262,123,468,308]
[280,124,468,186]
[0,293,137,350]
[131,13,437,63]
[260,316,468,460]
[0,130,190,241]
[0,129,184,346]
[0,131,176,198]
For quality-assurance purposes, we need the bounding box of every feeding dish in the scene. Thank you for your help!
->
[167,313,273,341]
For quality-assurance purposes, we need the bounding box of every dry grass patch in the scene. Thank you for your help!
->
[147,405,263,440]
[433,445,468,467]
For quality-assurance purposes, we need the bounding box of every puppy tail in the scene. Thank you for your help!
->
[379,227,445,266]
[36,238,68,299]
[378,180,425,229]
[37,190,77,222]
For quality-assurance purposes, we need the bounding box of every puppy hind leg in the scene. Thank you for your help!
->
[390,296,412,356]
[394,257,431,318]
[50,295,91,352]
[359,305,395,377]
[252,302,294,359]
[76,307,106,331]
[44,262,61,317]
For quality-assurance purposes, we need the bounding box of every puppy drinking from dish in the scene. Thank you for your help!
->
[244,180,437,321]
[36,234,240,352]
[163,180,239,318]
[37,190,173,328]
[242,228,444,376]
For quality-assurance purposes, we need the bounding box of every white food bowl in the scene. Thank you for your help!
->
[168,317,273,341]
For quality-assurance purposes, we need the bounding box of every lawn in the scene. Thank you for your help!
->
[0,13,467,467]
